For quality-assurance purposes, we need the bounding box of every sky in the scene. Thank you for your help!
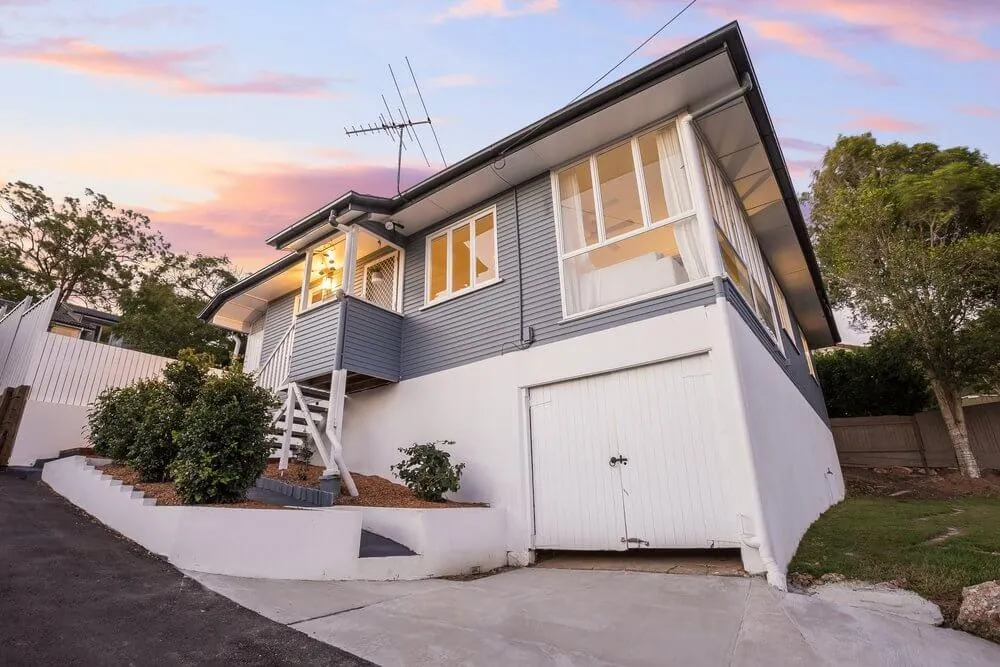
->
[2,0,1000,340]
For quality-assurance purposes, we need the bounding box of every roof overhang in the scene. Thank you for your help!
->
[199,252,306,332]
[244,21,838,345]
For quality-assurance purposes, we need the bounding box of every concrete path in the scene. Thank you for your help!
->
[0,473,369,666]
[189,567,1000,667]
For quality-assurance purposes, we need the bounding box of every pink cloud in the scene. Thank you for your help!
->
[954,104,1000,118]
[782,138,827,153]
[843,111,927,133]
[0,37,333,97]
[146,164,436,271]
[786,159,820,180]
[435,0,558,22]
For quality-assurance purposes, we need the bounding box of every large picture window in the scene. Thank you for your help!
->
[553,120,705,317]
[425,208,499,305]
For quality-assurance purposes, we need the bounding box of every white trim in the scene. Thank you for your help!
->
[557,210,697,260]
[423,205,500,306]
[358,248,403,313]
[678,112,725,277]
[418,277,503,311]
[296,293,343,317]
[557,277,714,323]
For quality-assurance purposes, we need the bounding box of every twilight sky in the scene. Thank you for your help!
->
[3,0,1000,280]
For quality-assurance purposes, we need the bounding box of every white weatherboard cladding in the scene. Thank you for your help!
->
[243,316,265,373]
[340,303,751,561]
[529,355,738,550]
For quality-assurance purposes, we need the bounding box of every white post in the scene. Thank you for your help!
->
[342,226,359,298]
[291,382,358,496]
[279,386,295,471]
[298,250,313,312]
[678,113,725,278]
[327,369,347,445]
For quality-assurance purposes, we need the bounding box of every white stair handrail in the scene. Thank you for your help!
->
[254,323,294,393]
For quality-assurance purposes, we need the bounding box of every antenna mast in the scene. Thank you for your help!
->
[344,58,447,194]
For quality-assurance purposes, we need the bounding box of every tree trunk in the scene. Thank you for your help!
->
[931,379,981,478]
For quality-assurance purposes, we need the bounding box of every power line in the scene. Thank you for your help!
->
[571,0,701,103]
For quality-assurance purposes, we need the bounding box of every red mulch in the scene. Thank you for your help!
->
[844,466,1000,500]
[262,462,487,509]
[100,464,286,509]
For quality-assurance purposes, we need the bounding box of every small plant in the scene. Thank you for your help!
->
[294,438,314,481]
[162,348,213,407]
[391,440,466,502]
[87,385,143,462]
[171,370,277,504]
[126,381,182,482]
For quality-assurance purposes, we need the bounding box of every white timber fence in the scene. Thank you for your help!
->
[0,289,175,466]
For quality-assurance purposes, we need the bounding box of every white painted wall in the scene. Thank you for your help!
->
[8,402,90,467]
[724,300,845,573]
[341,304,753,563]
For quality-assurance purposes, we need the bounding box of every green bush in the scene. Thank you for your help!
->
[125,381,182,482]
[170,371,276,504]
[87,385,144,462]
[162,348,213,407]
[391,440,466,502]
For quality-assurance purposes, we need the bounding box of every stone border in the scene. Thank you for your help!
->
[255,476,336,507]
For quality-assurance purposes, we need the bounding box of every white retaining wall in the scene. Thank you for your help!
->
[43,456,509,581]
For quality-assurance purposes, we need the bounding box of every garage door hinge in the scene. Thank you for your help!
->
[621,537,650,547]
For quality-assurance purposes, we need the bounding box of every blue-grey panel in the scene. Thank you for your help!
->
[400,193,521,379]
[721,278,828,422]
[260,292,296,365]
[399,174,722,379]
[288,300,342,383]
[341,297,403,381]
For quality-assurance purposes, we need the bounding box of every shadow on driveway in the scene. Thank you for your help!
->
[0,473,371,667]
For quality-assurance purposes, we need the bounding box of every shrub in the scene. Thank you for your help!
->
[88,385,143,462]
[391,440,466,502]
[125,381,182,482]
[170,370,277,504]
[162,348,213,407]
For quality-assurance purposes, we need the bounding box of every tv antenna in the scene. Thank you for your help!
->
[345,57,447,194]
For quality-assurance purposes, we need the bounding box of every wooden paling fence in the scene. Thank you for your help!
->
[832,402,1000,469]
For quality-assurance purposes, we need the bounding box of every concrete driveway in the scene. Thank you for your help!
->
[190,567,1000,667]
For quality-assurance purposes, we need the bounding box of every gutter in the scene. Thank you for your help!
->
[198,252,306,323]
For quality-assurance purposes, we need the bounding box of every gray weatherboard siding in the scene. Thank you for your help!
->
[260,291,296,365]
[288,300,342,383]
[720,278,828,422]
[341,296,403,381]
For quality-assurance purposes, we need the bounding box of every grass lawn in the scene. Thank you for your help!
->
[790,496,1000,623]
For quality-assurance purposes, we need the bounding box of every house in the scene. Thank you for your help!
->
[200,22,845,586]
[0,299,121,345]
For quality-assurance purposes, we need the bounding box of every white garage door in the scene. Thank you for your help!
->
[529,354,737,550]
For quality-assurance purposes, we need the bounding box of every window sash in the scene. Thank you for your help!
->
[554,120,695,260]
[425,207,499,304]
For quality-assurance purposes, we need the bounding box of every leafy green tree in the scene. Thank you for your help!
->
[815,332,932,418]
[0,181,170,307]
[808,134,1000,477]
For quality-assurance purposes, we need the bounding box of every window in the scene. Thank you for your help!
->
[798,319,817,378]
[50,324,82,339]
[553,120,706,317]
[771,271,795,347]
[425,208,499,304]
[307,237,346,307]
[701,139,781,340]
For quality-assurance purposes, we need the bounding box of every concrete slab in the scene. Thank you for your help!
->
[809,580,944,625]
[781,591,1000,667]
[185,571,458,624]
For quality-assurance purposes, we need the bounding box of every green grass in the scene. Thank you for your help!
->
[790,497,1000,621]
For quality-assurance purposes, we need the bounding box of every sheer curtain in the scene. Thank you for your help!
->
[657,126,704,279]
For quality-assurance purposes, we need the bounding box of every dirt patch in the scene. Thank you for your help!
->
[261,463,487,509]
[844,467,1000,500]
[100,464,285,509]
[925,527,967,545]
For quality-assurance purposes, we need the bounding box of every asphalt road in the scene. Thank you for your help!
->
[0,472,372,666]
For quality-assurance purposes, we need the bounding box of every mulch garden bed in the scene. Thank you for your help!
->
[262,462,487,509]
[844,466,1000,500]
[100,464,284,509]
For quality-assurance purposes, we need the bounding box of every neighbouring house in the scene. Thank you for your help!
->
[0,298,122,345]
[200,22,845,585]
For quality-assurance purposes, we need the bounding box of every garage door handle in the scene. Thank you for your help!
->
[609,455,628,467]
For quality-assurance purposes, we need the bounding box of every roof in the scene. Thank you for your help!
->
[198,251,305,324]
[205,22,838,345]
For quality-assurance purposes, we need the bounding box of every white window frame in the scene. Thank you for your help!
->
[358,247,404,313]
[423,205,501,307]
[698,134,782,345]
[771,270,796,350]
[300,234,347,314]
[798,317,817,379]
[550,118,703,319]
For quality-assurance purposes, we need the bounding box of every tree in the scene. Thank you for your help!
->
[808,134,1000,477]
[815,332,932,418]
[0,181,170,307]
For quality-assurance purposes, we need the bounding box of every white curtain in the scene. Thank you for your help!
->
[657,125,693,216]
[673,216,707,280]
